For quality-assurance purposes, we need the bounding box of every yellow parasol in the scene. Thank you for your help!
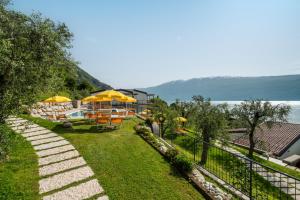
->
[95,90,127,100]
[175,117,187,123]
[82,95,112,111]
[81,96,98,103]
[44,96,71,103]
[115,95,137,103]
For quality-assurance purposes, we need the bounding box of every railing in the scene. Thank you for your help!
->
[163,132,300,199]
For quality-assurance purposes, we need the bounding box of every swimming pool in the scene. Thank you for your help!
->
[67,111,84,119]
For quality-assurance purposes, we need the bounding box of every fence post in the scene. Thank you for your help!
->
[193,138,196,162]
[249,159,253,200]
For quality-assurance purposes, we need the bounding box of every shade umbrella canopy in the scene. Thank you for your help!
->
[96,90,126,100]
[81,96,98,103]
[44,96,71,103]
[176,117,187,123]
[125,96,137,103]
[81,96,112,102]
[115,95,137,103]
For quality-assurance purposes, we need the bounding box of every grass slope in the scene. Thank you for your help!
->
[0,125,39,200]
[22,115,204,200]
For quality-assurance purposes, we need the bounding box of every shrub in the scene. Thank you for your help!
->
[174,154,193,172]
[165,148,179,162]
[134,125,150,135]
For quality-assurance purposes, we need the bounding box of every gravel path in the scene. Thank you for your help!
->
[7,117,109,200]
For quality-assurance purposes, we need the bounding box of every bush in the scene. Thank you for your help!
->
[134,125,161,149]
[165,148,179,162]
[173,154,193,172]
[134,125,150,135]
[0,125,14,162]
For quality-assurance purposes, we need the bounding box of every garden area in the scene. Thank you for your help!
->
[1,115,205,200]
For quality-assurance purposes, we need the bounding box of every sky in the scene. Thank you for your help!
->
[10,0,300,88]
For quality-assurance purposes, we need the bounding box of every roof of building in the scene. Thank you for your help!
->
[234,122,300,157]
[91,88,154,97]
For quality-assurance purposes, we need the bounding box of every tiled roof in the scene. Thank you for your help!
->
[234,122,300,157]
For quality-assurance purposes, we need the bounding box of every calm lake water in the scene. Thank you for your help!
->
[212,101,300,124]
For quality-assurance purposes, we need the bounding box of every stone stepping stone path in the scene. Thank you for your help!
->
[6,117,109,200]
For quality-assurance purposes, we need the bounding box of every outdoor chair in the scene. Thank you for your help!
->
[127,111,135,117]
[56,114,67,120]
[46,115,55,121]
[111,117,123,128]
[96,117,110,129]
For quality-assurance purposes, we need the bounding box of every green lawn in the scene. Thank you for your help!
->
[21,115,204,200]
[0,124,40,200]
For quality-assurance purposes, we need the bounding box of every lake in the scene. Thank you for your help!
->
[212,101,300,124]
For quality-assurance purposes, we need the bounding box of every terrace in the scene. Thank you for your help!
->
[0,115,205,200]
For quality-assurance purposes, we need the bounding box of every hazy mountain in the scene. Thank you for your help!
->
[143,75,300,101]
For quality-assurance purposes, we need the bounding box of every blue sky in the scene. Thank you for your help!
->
[10,0,300,88]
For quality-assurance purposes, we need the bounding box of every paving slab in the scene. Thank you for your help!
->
[97,195,109,200]
[31,136,64,146]
[39,157,86,177]
[22,130,54,138]
[37,145,75,157]
[39,166,94,194]
[42,179,103,200]
[27,133,58,141]
[34,140,69,151]
[38,150,80,166]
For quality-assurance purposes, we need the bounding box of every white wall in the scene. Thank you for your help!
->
[279,139,300,159]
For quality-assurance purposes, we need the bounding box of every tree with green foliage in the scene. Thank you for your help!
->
[170,99,195,127]
[192,96,228,165]
[232,100,290,158]
[150,98,178,138]
[0,2,74,123]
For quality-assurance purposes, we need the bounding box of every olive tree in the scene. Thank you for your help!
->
[150,98,178,138]
[192,96,228,165]
[0,3,73,123]
[170,99,195,127]
[232,100,290,158]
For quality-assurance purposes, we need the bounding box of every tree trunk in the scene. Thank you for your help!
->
[248,127,255,158]
[200,131,210,165]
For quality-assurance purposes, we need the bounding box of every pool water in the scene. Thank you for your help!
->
[67,111,84,119]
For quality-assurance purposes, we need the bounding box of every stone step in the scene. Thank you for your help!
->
[22,130,53,138]
[31,137,64,146]
[37,145,75,157]
[23,127,47,133]
[39,166,94,194]
[97,195,109,200]
[12,124,39,130]
[39,150,80,166]
[39,157,86,177]
[44,179,103,200]
[34,140,69,151]
[9,120,29,126]
[42,179,104,200]
[27,133,58,141]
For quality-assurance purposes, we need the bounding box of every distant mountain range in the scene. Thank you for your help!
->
[143,75,300,101]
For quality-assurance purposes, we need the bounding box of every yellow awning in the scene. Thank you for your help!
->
[44,96,71,103]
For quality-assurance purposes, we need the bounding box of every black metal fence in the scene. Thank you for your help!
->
[163,133,300,200]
